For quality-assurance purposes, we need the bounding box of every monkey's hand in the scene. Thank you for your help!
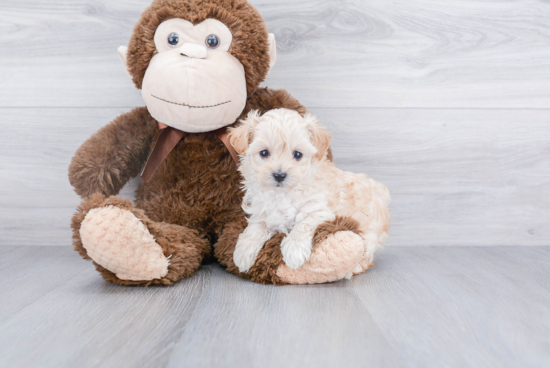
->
[68,107,157,198]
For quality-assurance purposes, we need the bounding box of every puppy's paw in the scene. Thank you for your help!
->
[281,234,313,270]
[233,238,261,273]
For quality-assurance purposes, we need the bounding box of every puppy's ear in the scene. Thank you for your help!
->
[304,112,331,161]
[229,110,261,155]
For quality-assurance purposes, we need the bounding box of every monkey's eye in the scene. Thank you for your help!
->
[293,151,303,161]
[168,33,179,47]
[260,150,270,158]
[205,34,220,49]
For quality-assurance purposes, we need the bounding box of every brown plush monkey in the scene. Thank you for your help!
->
[69,0,366,286]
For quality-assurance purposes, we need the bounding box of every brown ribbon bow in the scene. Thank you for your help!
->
[141,125,240,183]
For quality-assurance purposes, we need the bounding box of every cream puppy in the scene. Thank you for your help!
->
[229,108,391,274]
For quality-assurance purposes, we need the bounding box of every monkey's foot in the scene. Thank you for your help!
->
[72,194,209,286]
[80,205,169,281]
[276,217,364,285]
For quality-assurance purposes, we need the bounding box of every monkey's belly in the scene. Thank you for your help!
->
[135,134,244,235]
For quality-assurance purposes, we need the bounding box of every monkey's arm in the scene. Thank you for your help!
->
[69,107,157,198]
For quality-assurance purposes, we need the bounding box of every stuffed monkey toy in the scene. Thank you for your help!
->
[69,0,368,286]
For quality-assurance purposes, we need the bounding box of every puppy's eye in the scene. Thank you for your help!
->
[260,150,270,158]
[205,34,220,49]
[293,151,303,161]
[168,33,179,47]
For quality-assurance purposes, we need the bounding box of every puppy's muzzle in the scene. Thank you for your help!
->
[273,171,287,183]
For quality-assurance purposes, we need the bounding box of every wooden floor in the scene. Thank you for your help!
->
[0,246,548,368]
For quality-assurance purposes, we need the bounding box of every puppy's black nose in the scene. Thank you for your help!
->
[273,172,287,183]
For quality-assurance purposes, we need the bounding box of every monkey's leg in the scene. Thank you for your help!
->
[72,194,210,286]
[215,216,364,285]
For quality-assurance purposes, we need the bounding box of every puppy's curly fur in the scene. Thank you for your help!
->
[230,109,391,274]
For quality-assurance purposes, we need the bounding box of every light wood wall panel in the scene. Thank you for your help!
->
[0,0,548,247]
[1,108,548,246]
[0,0,549,108]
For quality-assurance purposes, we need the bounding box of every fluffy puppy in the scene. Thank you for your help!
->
[229,109,391,274]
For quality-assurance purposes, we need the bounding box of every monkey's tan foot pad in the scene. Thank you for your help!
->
[80,205,169,281]
[276,230,364,285]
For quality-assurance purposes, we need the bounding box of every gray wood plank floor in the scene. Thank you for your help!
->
[0,246,548,368]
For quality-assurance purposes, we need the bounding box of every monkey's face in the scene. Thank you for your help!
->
[123,0,277,133]
[121,0,277,133]
[137,19,245,133]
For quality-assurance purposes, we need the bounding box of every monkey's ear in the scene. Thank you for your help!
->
[304,112,331,161]
[267,33,277,74]
[229,110,261,155]
[117,46,132,79]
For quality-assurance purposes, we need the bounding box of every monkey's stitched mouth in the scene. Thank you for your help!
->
[151,94,231,109]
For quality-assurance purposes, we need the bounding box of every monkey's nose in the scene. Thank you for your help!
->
[180,43,208,59]
[273,172,287,183]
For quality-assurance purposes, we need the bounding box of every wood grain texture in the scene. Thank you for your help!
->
[1,0,549,108]
[351,246,550,368]
[1,107,548,247]
[0,246,548,367]
[0,247,86,323]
